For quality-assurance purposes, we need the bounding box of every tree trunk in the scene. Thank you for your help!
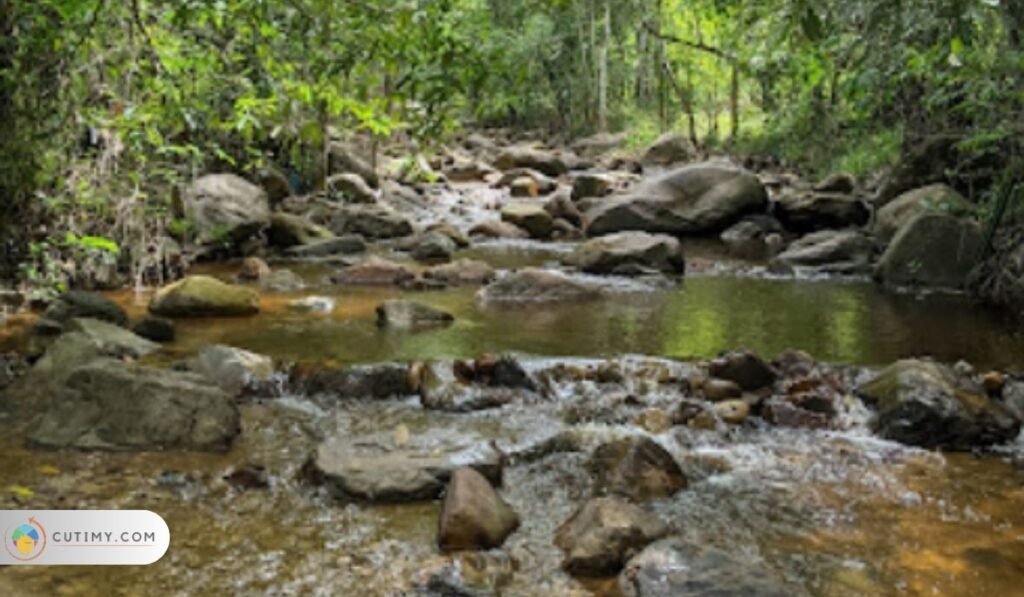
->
[729,65,740,142]
[597,0,610,132]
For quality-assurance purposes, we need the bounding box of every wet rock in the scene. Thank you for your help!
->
[131,316,176,343]
[64,318,159,358]
[268,213,334,248]
[857,359,1021,450]
[493,146,568,177]
[468,220,530,240]
[641,133,696,166]
[439,467,520,552]
[376,300,455,330]
[720,216,786,259]
[327,172,377,203]
[417,362,521,412]
[284,235,367,258]
[545,190,584,228]
[589,437,687,501]
[308,435,503,502]
[29,360,240,452]
[329,143,379,188]
[572,172,617,201]
[425,260,496,286]
[568,232,685,275]
[330,204,414,239]
[762,400,831,430]
[702,378,742,402]
[150,275,260,317]
[287,296,336,313]
[331,257,415,286]
[259,268,306,292]
[708,350,777,391]
[296,362,413,399]
[585,163,768,236]
[22,327,158,392]
[237,257,271,281]
[814,172,857,194]
[31,318,64,336]
[774,190,870,233]
[619,538,791,597]
[713,399,751,425]
[636,409,672,434]
[485,355,537,392]
[554,497,669,576]
[501,201,555,239]
[184,174,270,246]
[572,132,628,158]
[875,212,984,290]
[223,465,270,490]
[874,184,974,244]
[495,168,558,195]
[771,229,875,275]
[194,344,275,396]
[43,291,129,327]
[410,231,458,263]
[983,371,1006,397]
[426,223,471,248]
[444,158,496,183]
[478,269,602,303]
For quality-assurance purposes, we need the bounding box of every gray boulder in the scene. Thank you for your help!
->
[874,184,974,244]
[641,132,696,166]
[555,497,669,576]
[194,345,275,396]
[478,269,603,303]
[875,212,984,289]
[149,275,260,317]
[185,174,270,246]
[771,230,875,275]
[330,204,414,239]
[568,232,684,275]
[438,467,520,552]
[376,300,455,330]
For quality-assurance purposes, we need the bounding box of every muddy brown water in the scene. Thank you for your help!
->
[1,246,1023,596]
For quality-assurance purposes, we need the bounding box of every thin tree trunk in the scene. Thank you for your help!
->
[598,0,610,132]
[729,65,740,142]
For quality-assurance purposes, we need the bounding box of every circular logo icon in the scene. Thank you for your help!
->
[6,519,46,561]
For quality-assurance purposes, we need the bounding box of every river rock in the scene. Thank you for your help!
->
[545,190,585,228]
[329,143,379,188]
[568,232,685,275]
[307,435,504,502]
[194,344,275,396]
[24,327,159,392]
[468,220,530,240]
[554,497,669,576]
[478,269,602,303]
[185,174,270,246]
[438,467,520,552]
[258,165,293,206]
[330,204,414,239]
[708,350,777,391]
[296,363,413,399]
[43,291,128,327]
[444,158,496,183]
[284,235,367,258]
[237,257,271,281]
[425,259,496,286]
[875,212,984,290]
[589,437,687,501]
[702,378,742,402]
[585,163,768,236]
[774,190,870,233]
[720,216,786,259]
[501,201,555,239]
[29,360,240,452]
[131,316,176,343]
[376,300,454,329]
[641,132,696,166]
[64,318,159,358]
[619,538,791,597]
[857,359,1021,449]
[496,168,558,195]
[327,172,377,203]
[572,172,617,201]
[493,146,568,177]
[286,296,336,313]
[259,269,306,292]
[150,275,260,317]
[874,184,974,244]
[572,132,628,158]
[410,231,458,263]
[268,212,334,248]
[814,172,857,194]
[714,400,751,425]
[331,257,415,286]
[771,229,875,274]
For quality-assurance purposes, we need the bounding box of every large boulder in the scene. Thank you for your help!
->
[268,213,334,248]
[589,437,687,501]
[23,323,161,392]
[585,163,768,236]
[29,360,240,452]
[568,232,685,275]
[708,350,776,391]
[295,363,413,399]
[329,204,414,239]
[376,300,455,330]
[327,172,377,203]
[409,232,457,264]
[773,190,870,233]
[43,291,128,327]
[857,359,1020,450]
[184,174,270,246]
[149,275,260,317]
[329,143,379,188]
[330,257,415,286]
[875,212,984,289]
[468,220,530,240]
[874,184,976,244]
[554,497,669,576]
[493,146,568,177]
[63,318,159,358]
[438,467,520,552]
[307,435,504,502]
[641,132,696,166]
[501,202,555,239]
[771,230,875,275]
[194,345,275,396]
[478,269,602,303]
[619,538,791,597]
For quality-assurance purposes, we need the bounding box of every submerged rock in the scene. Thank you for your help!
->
[857,359,1020,450]
[568,232,685,275]
[286,296,337,313]
[376,300,455,330]
[619,538,791,597]
[149,275,260,317]
[589,437,687,502]
[875,212,984,290]
[771,229,875,275]
[331,257,415,286]
[708,350,777,391]
[131,316,176,343]
[438,467,520,552]
[585,163,768,236]
[30,360,240,452]
[478,269,602,303]
[425,259,496,286]
[554,497,669,576]
[43,291,128,327]
[720,216,786,259]
[259,268,306,292]
[284,235,367,258]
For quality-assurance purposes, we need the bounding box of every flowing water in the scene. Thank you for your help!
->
[1,243,1023,596]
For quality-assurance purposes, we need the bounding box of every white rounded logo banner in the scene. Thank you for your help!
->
[0,510,169,565]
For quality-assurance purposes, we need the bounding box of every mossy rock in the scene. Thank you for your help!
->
[149,275,260,317]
